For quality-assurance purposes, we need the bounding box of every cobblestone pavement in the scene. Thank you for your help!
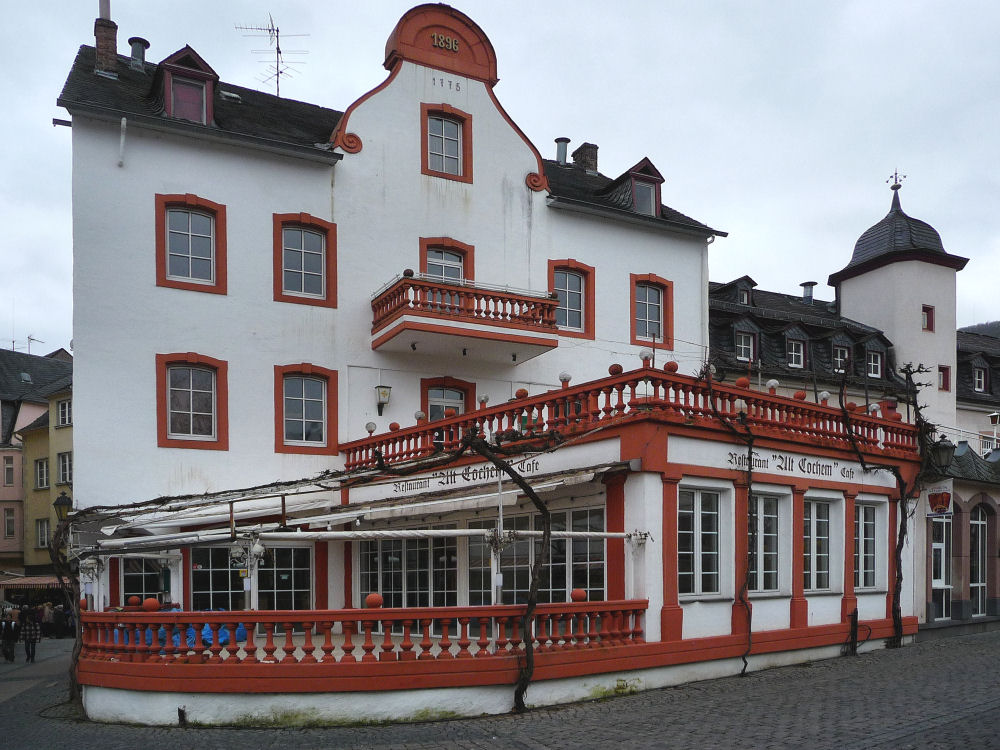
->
[2,631,999,749]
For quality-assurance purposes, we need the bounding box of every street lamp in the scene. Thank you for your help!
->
[927,436,956,477]
[53,491,73,522]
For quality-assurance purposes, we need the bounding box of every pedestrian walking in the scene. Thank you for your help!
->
[20,608,41,663]
[0,611,19,662]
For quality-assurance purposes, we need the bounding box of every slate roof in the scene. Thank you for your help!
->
[542,159,725,237]
[18,411,49,435]
[58,46,343,162]
[955,330,1000,406]
[0,349,72,447]
[829,187,967,285]
[961,321,1000,338]
[708,280,903,390]
[945,441,1000,486]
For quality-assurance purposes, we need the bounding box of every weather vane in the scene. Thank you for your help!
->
[887,169,907,191]
[235,14,309,98]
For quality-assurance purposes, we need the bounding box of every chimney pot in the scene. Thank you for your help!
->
[800,281,817,304]
[128,37,150,70]
[555,137,570,165]
[571,142,599,172]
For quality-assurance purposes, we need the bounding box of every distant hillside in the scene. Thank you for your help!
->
[960,321,1000,338]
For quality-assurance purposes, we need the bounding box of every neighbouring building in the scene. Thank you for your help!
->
[60,4,925,724]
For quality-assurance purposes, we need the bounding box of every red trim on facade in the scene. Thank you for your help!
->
[154,194,228,295]
[329,66,402,152]
[371,320,559,351]
[660,477,683,640]
[109,557,120,608]
[629,272,674,349]
[731,482,751,635]
[885,499,898,619]
[273,364,339,455]
[420,103,474,184]
[155,353,229,450]
[418,237,475,280]
[384,5,499,85]
[343,540,353,608]
[160,46,218,125]
[548,259,596,340]
[272,213,338,308]
[605,473,626,600]
[420,376,477,418]
[789,488,808,628]
[314,542,328,610]
[483,86,550,193]
[921,304,935,332]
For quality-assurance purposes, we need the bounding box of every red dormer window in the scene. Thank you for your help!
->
[625,157,664,217]
[159,46,218,126]
[634,181,657,216]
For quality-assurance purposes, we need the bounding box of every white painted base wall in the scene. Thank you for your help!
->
[82,636,908,726]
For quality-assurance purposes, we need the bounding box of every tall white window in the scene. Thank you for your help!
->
[167,366,216,439]
[930,515,951,620]
[554,270,584,330]
[57,399,72,426]
[425,248,464,281]
[736,332,755,362]
[973,367,986,393]
[803,500,830,590]
[258,547,313,611]
[427,387,465,421]
[678,489,720,595]
[787,340,804,368]
[2,456,12,486]
[166,208,214,283]
[35,458,49,489]
[35,518,49,549]
[866,351,882,378]
[122,558,166,602]
[748,495,779,592]
[634,181,656,215]
[57,451,72,484]
[282,227,325,297]
[283,375,326,444]
[833,346,849,373]
[360,534,457,609]
[854,504,877,589]
[970,506,987,616]
[634,283,663,340]
[191,547,245,610]
[427,116,462,175]
[3,508,14,538]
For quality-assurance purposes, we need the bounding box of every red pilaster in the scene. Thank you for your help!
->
[605,473,626,600]
[660,476,683,640]
[731,482,751,635]
[841,493,857,621]
[343,539,354,608]
[886,498,898,619]
[314,541,328,609]
[109,557,121,609]
[789,488,808,628]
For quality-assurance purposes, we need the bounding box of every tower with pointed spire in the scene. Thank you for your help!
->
[829,180,968,428]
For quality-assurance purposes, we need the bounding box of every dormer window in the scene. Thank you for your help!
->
[974,367,987,392]
[171,77,206,123]
[634,182,656,216]
[739,289,750,305]
[833,346,849,373]
[787,339,805,368]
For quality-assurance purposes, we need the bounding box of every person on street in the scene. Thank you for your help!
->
[19,608,41,663]
[0,611,19,662]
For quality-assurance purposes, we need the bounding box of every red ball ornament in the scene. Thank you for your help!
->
[365,593,384,608]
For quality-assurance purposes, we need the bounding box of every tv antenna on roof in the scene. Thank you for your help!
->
[235,14,309,98]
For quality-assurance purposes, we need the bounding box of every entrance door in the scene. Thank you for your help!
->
[930,516,951,620]
[970,506,987,616]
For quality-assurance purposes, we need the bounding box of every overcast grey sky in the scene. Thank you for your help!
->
[3,0,998,355]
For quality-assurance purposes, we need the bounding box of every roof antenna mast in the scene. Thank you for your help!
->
[235,14,309,98]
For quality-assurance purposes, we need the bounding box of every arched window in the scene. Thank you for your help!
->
[970,505,988,616]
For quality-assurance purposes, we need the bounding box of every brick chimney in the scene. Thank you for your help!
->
[571,142,599,172]
[94,0,119,77]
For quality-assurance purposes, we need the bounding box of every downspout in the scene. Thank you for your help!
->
[118,116,127,167]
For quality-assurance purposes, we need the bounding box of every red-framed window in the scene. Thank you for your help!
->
[421,103,473,183]
[155,194,227,295]
[922,305,935,332]
[274,364,339,455]
[419,237,475,282]
[156,353,229,450]
[420,377,477,420]
[548,259,596,340]
[630,273,674,348]
[272,213,337,308]
[938,365,951,392]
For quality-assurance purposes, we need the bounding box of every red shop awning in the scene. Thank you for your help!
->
[0,575,64,590]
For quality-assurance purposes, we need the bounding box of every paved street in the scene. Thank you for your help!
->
[2,631,999,749]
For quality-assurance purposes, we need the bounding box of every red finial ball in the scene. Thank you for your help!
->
[515,388,529,399]
[663,361,679,373]
[79,598,88,611]
[142,597,160,612]
[570,588,587,602]
[608,363,624,376]
[365,593,384,608]
[735,376,750,388]
[444,407,457,418]
[793,390,807,401]
[846,402,858,412]
[388,421,400,431]
[126,596,141,607]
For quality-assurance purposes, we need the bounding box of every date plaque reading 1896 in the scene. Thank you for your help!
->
[431,33,460,52]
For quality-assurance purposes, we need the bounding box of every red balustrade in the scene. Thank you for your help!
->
[341,366,920,470]
[371,277,558,333]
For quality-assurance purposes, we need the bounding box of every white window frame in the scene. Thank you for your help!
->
[167,365,217,441]
[35,518,49,549]
[833,346,849,373]
[930,515,952,620]
[866,351,882,378]
[739,289,750,305]
[634,181,656,216]
[678,489,721,596]
[427,115,462,176]
[281,226,325,298]
[57,399,72,426]
[803,500,831,591]
[970,506,987,616]
[854,504,877,589]
[981,434,998,457]
[122,558,166,602]
[425,248,464,282]
[2,456,13,486]
[973,367,987,393]
[735,332,755,362]
[553,270,585,331]
[283,375,326,445]
[787,340,804,368]
[57,451,72,485]
[938,365,950,391]
[748,494,780,593]
[191,546,247,611]
[166,208,215,284]
[35,458,49,489]
[3,508,14,538]
[427,386,465,422]
[634,283,663,341]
